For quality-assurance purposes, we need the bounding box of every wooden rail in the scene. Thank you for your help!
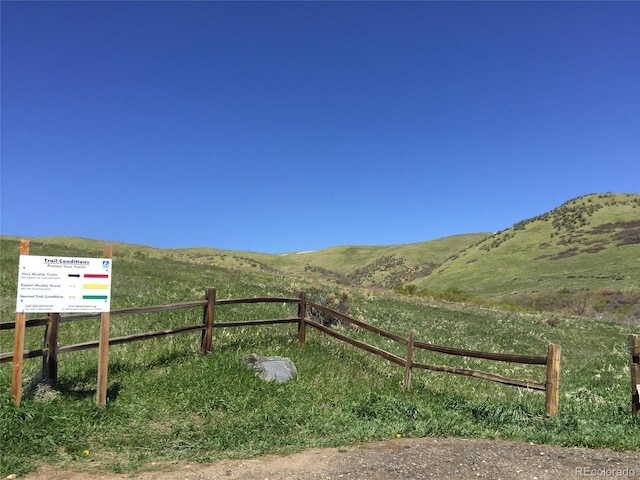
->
[306,301,408,344]
[303,300,560,416]
[2,289,560,414]
[411,360,546,391]
[413,339,547,365]
[0,298,299,364]
[0,300,209,330]
[306,319,406,367]
[0,300,207,364]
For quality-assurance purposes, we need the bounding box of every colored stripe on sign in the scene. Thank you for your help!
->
[83,295,108,300]
[83,284,108,289]
[84,274,109,278]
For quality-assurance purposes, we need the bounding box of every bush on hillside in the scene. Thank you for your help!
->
[307,287,354,329]
[393,285,475,303]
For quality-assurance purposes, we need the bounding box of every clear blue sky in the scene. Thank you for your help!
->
[2,1,639,254]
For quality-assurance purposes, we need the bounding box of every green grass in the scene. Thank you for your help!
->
[1,232,639,477]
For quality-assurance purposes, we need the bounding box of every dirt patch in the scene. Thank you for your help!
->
[15,437,640,480]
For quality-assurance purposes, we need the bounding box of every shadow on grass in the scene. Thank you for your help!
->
[56,381,122,401]
[21,374,122,401]
[20,349,199,402]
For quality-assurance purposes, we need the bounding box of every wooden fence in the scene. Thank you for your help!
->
[632,335,640,415]
[2,288,561,415]
[300,300,561,416]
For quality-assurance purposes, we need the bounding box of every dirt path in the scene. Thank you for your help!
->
[16,437,640,480]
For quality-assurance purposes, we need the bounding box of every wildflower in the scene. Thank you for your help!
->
[396,433,402,438]
[83,450,90,456]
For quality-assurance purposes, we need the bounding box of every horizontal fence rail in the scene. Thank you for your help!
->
[412,339,547,365]
[306,319,407,367]
[2,288,561,414]
[410,360,546,391]
[0,300,210,331]
[0,299,300,364]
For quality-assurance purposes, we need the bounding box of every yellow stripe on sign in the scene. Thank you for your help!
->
[83,284,109,289]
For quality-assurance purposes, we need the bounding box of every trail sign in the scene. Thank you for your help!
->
[16,255,112,313]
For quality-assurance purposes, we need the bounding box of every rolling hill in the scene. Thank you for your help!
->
[410,192,640,296]
[2,192,638,320]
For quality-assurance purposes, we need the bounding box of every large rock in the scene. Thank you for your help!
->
[242,354,297,383]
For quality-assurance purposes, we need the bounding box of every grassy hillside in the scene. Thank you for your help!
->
[1,235,639,477]
[0,232,488,291]
[139,234,490,289]
[410,193,640,301]
[275,234,490,287]
[1,234,639,476]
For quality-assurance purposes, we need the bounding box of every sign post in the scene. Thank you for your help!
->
[97,244,112,407]
[11,240,30,405]
[13,242,113,406]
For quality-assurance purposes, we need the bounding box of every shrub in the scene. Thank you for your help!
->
[307,287,353,329]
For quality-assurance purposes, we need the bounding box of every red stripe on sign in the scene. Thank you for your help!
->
[84,274,109,278]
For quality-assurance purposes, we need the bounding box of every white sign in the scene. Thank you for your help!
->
[16,255,112,313]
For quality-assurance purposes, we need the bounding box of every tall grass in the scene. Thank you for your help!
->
[1,238,639,477]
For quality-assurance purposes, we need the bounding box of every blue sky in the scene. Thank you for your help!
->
[2,1,638,254]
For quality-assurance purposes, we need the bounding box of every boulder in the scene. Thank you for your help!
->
[242,354,297,383]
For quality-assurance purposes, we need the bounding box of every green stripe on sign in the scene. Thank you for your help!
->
[83,295,108,300]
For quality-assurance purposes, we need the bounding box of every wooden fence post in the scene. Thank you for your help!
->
[403,329,417,389]
[96,244,112,408]
[297,291,307,344]
[11,239,30,405]
[545,343,561,416]
[201,287,216,354]
[631,335,640,415]
[42,313,60,387]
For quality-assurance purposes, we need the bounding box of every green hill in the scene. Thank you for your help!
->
[410,193,640,296]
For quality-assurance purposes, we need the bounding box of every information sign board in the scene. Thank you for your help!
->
[16,255,112,313]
